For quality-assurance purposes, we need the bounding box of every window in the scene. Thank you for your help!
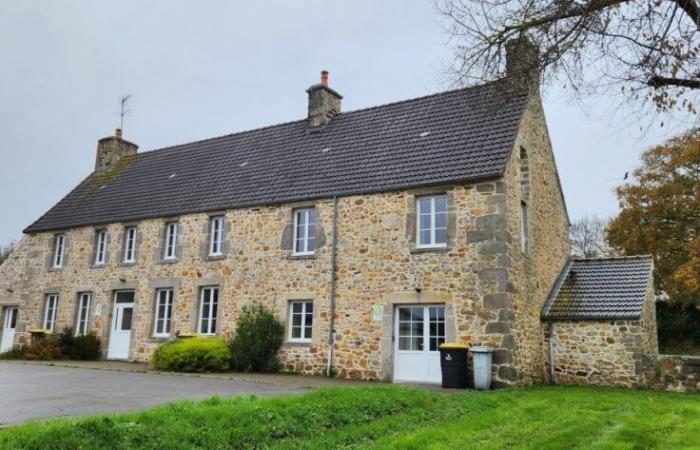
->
[123,227,137,263]
[520,201,529,254]
[153,289,174,337]
[43,294,58,331]
[94,230,107,265]
[52,234,65,268]
[75,293,91,336]
[198,287,218,335]
[164,222,178,260]
[288,300,313,342]
[293,208,316,255]
[416,195,447,247]
[209,216,224,256]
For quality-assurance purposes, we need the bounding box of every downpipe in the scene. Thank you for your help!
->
[326,196,338,377]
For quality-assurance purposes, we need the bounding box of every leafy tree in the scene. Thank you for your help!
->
[435,0,700,113]
[0,241,16,266]
[571,215,617,258]
[607,128,700,305]
[229,304,284,372]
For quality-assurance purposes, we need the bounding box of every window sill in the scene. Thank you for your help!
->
[91,264,107,269]
[148,336,172,343]
[47,266,64,272]
[410,246,450,254]
[119,262,137,268]
[204,254,227,262]
[284,341,313,347]
[158,259,179,265]
[287,253,317,261]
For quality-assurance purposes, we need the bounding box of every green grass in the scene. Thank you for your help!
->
[1,385,699,449]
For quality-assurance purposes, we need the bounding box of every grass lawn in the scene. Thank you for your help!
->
[1,385,699,449]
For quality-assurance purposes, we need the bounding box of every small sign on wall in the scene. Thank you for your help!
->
[95,304,102,316]
[372,304,383,321]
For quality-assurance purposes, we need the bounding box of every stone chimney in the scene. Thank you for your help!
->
[505,36,540,91]
[306,70,342,128]
[95,128,138,172]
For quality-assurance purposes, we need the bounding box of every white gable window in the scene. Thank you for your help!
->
[94,230,107,265]
[43,294,59,331]
[293,208,316,255]
[209,216,224,256]
[198,287,218,335]
[153,289,174,337]
[123,227,137,263]
[52,234,65,268]
[520,201,529,254]
[288,300,313,342]
[164,222,178,260]
[75,293,91,336]
[416,195,447,248]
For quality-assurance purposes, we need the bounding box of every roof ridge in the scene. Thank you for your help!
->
[137,80,521,158]
[572,255,653,262]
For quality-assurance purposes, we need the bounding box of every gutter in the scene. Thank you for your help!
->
[326,196,339,377]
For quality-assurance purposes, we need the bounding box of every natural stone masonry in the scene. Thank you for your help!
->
[0,82,571,386]
[640,354,700,392]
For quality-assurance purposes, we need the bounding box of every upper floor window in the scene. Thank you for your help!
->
[43,294,58,331]
[520,201,529,254]
[123,226,137,263]
[293,208,316,255]
[153,288,174,337]
[164,222,178,260]
[209,216,224,256]
[417,195,447,248]
[75,292,91,336]
[198,286,218,335]
[94,230,107,265]
[288,300,313,343]
[52,234,65,268]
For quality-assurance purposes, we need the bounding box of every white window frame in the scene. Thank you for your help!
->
[198,287,218,336]
[153,288,174,338]
[52,234,65,268]
[94,230,107,266]
[164,222,178,260]
[208,216,224,256]
[75,293,91,336]
[43,294,59,331]
[293,208,316,256]
[520,201,529,254]
[288,300,313,343]
[123,227,137,263]
[416,195,448,248]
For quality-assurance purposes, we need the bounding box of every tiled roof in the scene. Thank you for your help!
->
[542,256,654,320]
[25,81,528,233]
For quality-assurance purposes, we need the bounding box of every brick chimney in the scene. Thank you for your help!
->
[306,70,342,128]
[95,128,138,172]
[505,36,540,91]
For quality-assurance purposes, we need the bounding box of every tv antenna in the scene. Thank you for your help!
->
[119,94,131,133]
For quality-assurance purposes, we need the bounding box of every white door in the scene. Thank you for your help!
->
[1,307,18,352]
[107,291,134,360]
[393,304,445,383]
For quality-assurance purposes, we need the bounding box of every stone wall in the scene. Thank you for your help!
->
[0,93,570,385]
[640,354,700,392]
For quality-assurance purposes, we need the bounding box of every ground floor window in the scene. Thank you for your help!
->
[288,300,313,342]
[75,293,91,336]
[43,294,59,331]
[153,289,174,337]
[198,287,218,335]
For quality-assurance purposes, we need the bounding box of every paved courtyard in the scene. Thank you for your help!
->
[0,362,309,426]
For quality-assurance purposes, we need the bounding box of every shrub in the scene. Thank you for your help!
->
[152,337,231,372]
[25,334,62,360]
[0,347,27,360]
[57,327,102,360]
[229,303,284,372]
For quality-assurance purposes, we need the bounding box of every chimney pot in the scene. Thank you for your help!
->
[321,70,329,86]
[115,128,122,139]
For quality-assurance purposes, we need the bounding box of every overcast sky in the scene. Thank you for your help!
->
[0,1,676,245]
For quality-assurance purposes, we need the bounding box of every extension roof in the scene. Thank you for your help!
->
[25,81,529,233]
[542,256,654,321]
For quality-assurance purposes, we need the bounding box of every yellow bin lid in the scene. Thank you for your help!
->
[439,342,468,350]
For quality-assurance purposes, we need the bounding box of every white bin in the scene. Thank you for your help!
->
[471,346,493,390]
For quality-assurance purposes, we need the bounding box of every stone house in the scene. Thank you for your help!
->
[0,43,658,386]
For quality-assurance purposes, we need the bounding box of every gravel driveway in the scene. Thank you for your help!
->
[0,362,307,426]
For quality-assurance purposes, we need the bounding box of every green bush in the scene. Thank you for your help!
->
[25,334,62,360]
[229,303,284,372]
[58,327,102,360]
[152,337,231,372]
[0,347,27,360]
